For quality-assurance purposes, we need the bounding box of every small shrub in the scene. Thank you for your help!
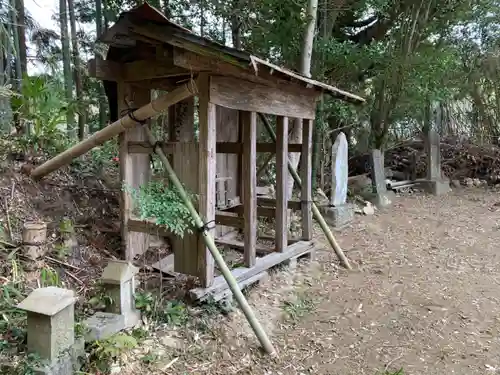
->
[135,291,189,326]
[127,181,197,238]
[84,333,138,373]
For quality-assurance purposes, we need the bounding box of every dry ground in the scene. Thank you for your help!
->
[122,187,500,375]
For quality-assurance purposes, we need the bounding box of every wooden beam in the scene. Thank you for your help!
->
[275,116,288,252]
[172,49,323,101]
[119,85,151,260]
[197,74,216,288]
[258,234,301,245]
[215,212,244,228]
[218,142,302,154]
[128,218,171,237]
[173,48,267,84]
[88,58,123,81]
[189,240,315,300]
[257,197,301,211]
[241,111,257,267]
[209,75,317,119]
[125,60,188,81]
[223,205,275,218]
[214,239,273,256]
[87,58,189,81]
[128,141,176,154]
[128,141,302,154]
[301,119,313,240]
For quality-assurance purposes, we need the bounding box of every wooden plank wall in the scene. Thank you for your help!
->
[172,143,200,276]
[118,83,151,260]
[216,106,240,237]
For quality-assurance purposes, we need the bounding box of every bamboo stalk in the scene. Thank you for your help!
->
[31,80,198,179]
[258,113,352,270]
[143,127,276,355]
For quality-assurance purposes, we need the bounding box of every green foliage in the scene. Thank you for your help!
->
[11,75,75,155]
[0,282,26,339]
[72,140,119,176]
[282,294,316,322]
[379,369,404,375]
[84,333,138,373]
[127,181,197,238]
[87,283,114,311]
[1,353,42,375]
[39,267,62,287]
[135,291,190,326]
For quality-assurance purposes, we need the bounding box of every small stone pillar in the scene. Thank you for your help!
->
[17,287,84,374]
[101,260,140,329]
[369,149,395,207]
[421,130,450,195]
[22,221,47,260]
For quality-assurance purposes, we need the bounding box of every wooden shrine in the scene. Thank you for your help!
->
[81,3,365,297]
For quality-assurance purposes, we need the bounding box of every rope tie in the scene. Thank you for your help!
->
[198,219,216,233]
[120,107,147,126]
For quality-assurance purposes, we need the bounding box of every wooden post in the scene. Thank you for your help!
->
[275,116,288,252]
[118,83,151,260]
[168,97,195,142]
[301,119,313,240]
[168,98,200,276]
[242,111,257,266]
[197,74,216,287]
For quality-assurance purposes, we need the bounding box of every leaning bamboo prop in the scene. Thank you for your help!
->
[258,113,352,270]
[31,80,198,179]
[142,126,276,355]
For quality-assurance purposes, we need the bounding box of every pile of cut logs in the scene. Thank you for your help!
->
[346,137,500,185]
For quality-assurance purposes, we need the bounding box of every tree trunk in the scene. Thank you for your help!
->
[14,0,27,78]
[67,0,84,140]
[95,0,107,130]
[11,0,23,134]
[59,0,74,136]
[229,0,242,49]
[163,0,171,18]
[103,0,109,32]
[287,0,318,198]
[200,0,205,37]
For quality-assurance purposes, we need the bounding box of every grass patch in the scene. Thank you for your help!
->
[282,293,316,322]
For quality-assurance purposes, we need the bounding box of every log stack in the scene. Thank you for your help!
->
[346,138,500,184]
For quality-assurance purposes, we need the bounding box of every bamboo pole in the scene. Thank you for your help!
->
[258,113,352,270]
[31,80,198,179]
[142,126,276,355]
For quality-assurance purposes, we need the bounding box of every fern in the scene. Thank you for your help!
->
[126,181,197,238]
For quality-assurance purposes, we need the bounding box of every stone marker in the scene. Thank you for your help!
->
[369,149,395,207]
[420,129,450,195]
[17,287,84,375]
[101,260,141,329]
[320,132,355,227]
[83,312,126,341]
[331,132,348,206]
[83,260,141,342]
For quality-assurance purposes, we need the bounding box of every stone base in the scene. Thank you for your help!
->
[319,204,355,228]
[83,312,126,342]
[419,179,451,196]
[34,338,85,375]
[123,309,141,329]
[370,190,396,208]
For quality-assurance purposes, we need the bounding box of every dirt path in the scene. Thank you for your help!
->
[127,188,500,375]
